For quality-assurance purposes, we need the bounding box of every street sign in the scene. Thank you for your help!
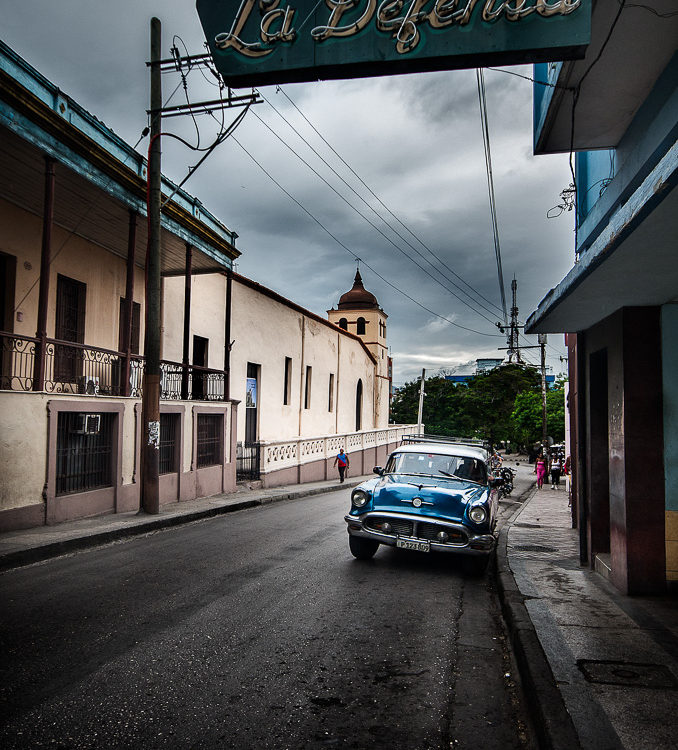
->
[196,0,591,87]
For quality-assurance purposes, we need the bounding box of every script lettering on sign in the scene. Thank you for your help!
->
[212,0,581,58]
[197,0,590,86]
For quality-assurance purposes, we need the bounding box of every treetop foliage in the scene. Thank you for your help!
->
[391,363,565,447]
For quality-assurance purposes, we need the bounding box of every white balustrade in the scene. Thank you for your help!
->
[259,424,417,476]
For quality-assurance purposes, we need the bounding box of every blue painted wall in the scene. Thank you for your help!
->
[663,304,678,512]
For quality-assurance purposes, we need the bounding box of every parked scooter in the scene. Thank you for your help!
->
[498,466,515,497]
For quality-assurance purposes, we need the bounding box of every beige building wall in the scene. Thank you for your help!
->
[170,273,386,444]
[1,199,146,354]
[162,273,226,370]
[230,278,378,441]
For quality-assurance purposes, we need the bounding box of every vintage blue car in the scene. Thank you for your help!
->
[345,441,500,573]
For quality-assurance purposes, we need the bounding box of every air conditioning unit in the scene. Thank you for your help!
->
[78,375,100,395]
[71,413,101,435]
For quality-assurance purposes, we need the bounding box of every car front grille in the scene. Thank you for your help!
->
[363,516,467,545]
[417,522,468,544]
[365,517,413,537]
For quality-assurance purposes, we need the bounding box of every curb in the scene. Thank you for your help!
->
[495,487,582,750]
[0,479,360,573]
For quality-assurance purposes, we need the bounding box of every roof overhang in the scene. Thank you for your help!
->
[526,142,678,333]
[534,0,678,154]
[0,43,239,274]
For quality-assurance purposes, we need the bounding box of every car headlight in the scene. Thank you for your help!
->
[351,489,370,508]
[469,505,487,524]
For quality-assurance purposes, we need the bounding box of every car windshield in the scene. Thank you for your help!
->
[385,452,487,485]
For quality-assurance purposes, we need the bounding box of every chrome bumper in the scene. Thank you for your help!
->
[344,511,495,557]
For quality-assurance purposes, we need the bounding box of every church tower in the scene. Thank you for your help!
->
[328,269,390,427]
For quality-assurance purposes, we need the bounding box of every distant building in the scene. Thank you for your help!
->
[443,360,556,387]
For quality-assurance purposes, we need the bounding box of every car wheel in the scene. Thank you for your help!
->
[349,535,379,560]
[462,555,490,576]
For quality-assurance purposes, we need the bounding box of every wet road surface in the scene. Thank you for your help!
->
[0,488,532,749]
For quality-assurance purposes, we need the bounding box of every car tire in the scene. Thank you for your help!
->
[349,535,379,560]
[462,555,490,576]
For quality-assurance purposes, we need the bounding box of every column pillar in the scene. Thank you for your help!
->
[33,156,56,392]
[181,243,192,400]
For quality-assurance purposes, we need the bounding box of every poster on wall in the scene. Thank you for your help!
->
[196,0,591,87]
[246,377,257,408]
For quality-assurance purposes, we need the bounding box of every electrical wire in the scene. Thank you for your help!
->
[230,135,503,339]
[260,91,506,322]
[476,68,508,326]
[249,108,502,328]
[274,86,506,318]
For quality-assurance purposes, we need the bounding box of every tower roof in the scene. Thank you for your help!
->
[337,269,380,310]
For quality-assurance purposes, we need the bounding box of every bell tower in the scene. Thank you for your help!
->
[328,269,389,426]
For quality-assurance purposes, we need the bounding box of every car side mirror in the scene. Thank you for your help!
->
[373,466,384,476]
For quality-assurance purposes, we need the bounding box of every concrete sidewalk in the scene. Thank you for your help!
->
[0,474,371,572]
[498,485,678,750]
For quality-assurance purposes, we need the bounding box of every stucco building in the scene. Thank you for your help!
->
[0,41,412,530]
[527,4,678,594]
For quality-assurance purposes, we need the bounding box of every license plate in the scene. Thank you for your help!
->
[397,538,430,552]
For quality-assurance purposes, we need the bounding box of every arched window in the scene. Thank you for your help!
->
[355,379,363,431]
[339,318,348,330]
[357,317,366,335]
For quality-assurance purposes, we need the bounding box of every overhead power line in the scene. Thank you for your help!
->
[231,135,502,339]
[273,86,507,319]
[476,68,508,327]
[249,108,501,328]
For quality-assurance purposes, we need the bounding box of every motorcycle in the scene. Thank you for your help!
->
[498,466,515,497]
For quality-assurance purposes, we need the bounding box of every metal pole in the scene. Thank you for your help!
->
[539,334,548,447]
[141,16,162,514]
[417,368,425,435]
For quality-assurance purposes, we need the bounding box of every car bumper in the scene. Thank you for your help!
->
[344,511,495,557]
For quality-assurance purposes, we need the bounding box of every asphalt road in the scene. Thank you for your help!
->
[0,484,532,750]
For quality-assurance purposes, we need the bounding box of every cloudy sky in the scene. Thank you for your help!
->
[3,1,575,385]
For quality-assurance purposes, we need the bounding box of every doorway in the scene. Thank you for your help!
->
[192,335,209,400]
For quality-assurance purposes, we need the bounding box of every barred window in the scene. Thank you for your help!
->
[197,414,223,468]
[56,412,113,495]
[159,413,179,474]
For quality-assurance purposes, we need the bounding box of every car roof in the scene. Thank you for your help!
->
[392,443,488,462]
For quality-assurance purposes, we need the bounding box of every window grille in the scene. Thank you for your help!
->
[56,411,113,495]
[197,414,222,467]
[159,413,179,474]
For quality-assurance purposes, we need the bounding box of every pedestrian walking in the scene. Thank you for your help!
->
[550,454,562,489]
[534,453,547,490]
[334,448,349,483]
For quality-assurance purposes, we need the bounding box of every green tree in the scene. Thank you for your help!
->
[391,364,543,445]
[511,384,566,446]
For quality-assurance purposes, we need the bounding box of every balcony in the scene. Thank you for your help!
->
[0,331,227,401]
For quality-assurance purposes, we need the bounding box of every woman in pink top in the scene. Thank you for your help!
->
[534,454,547,489]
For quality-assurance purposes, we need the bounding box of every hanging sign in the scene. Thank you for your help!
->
[196,0,590,87]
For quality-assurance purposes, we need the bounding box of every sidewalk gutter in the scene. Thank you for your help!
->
[495,486,582,750]
[0,477,365,573]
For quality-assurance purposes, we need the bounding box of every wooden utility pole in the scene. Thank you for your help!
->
[417,368,426,435]
[141,16,162,514]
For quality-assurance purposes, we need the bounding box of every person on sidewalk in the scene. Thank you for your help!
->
[550,454,562,489]
[334,448,349,483]
[534,453,547,490]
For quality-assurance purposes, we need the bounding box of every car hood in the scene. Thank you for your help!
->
[370,474,488,523]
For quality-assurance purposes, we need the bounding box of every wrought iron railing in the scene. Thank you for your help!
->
[0,331,226,401]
